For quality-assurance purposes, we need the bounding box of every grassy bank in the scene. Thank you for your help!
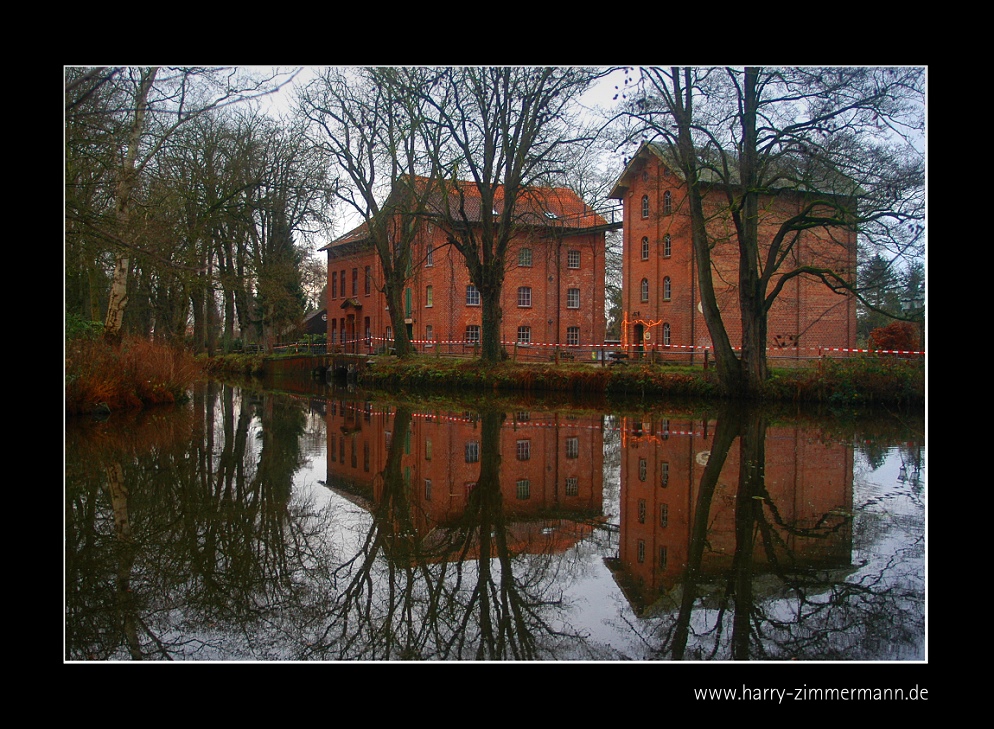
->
[65,337,203,416]
[356,355,925,407]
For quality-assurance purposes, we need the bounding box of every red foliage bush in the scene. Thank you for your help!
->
[868,321,921,353]
[66,337,203,416]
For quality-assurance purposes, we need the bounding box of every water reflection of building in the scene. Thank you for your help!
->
[324,400,605,557]
[612,416,854,614]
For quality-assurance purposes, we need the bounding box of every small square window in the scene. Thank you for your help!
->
[566,326,580,346]
[518,248,533,267]
[465,325,480,344]
[517,287,532,307]
[567,249,580,269]
[517,326,531,345]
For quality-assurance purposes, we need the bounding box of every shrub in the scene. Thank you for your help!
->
[65,313,102,343]
[66,337,203,416]
[869,321,920,353]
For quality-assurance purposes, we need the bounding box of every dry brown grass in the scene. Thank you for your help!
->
[66,337,203,416]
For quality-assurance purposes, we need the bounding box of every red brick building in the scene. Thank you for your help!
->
[324,400,605,558]
[611,414,853,614]
[609,143,857,362]
[320,181,608,356]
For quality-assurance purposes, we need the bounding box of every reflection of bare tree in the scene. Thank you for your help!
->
[65,383,339,660]
[640,404,924,661]
[308,406,597,661]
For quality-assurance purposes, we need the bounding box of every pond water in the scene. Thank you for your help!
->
[65,378,925,663]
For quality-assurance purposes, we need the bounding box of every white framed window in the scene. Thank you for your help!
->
[640,278,649,303]
[639,457,647,481]
[641,236,649,260]
[567,249,580,269]
[516,479,531,500]
[660,503,669,528]
[664,190,672,215]
[663,323,671,346]
[517,326,531,345]
[425,324,434,345]
[566,436,579,459]
[661,461,669,487]
[641,195,649,219]
[466,285,480,306]
[426,245,434,267]
[517,286,532,307]
[518,247,532,267]
[516,439,531,461]
[638,498,646,524]
[663,234,671,257]
[566,326,580,346]
[465,325,480,344]
[426,285,433,307]
[567,288,580,309]
[663,277,671,301]
[465,441,479,463]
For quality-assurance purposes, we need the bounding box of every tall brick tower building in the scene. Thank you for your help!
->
[609,143,857,362]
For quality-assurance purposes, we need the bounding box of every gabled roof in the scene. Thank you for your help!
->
[609,141,858,200]
[321,176,607,252]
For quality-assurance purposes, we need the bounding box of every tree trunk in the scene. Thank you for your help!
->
[480,282,504,363]
[383,277,413,357]
[735,68,768,397]
[671,68,742,395]
[103,253,130,345]
[103,68,157,345]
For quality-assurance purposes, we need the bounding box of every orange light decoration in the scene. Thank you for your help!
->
[621,312,665,350]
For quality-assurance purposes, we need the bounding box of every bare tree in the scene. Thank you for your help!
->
[299,67,449,357]
[618,67,925,395]
[413,67,603,363]
[65,66,298,345]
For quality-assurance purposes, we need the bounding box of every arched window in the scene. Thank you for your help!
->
[641,195,649,219]
[640,278,649,303]
[663,276,671,301]
[663,323,671,346]
[641,236,649,260]
[663,191,672,215]
[663,234,671,257]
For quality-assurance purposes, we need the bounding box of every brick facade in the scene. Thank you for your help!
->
[610,143,857,362]
[321,182,607,354]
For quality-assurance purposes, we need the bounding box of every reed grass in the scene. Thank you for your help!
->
[65,337,203,416]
